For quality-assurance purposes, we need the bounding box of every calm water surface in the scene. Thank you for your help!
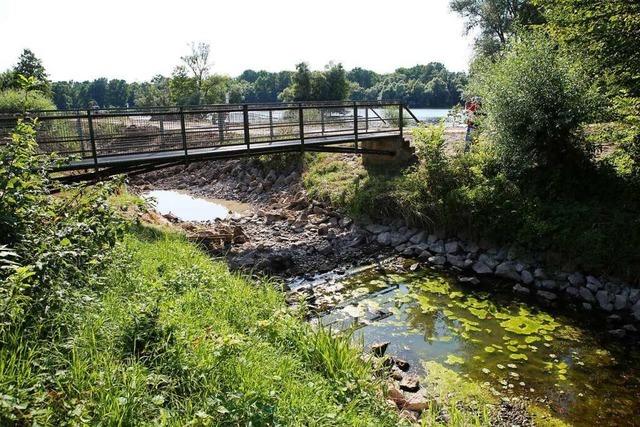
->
[144,190,251,221]
[319,268,640,426]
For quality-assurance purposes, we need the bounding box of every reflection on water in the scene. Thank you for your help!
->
[144,190,251,221]
[320,269,640,426]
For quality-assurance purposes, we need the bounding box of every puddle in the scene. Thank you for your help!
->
[315,267,640,426]
[144,190,252,221]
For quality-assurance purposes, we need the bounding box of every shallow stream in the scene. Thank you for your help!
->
[143,190,252,221]
[315,266,640,426]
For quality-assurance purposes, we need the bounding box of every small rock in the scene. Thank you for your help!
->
[513,284,530,295]
[394,358,410,371]
[460,276,481,286]
[428,255,447,266]
[317,223,328,236]
[586,275,602,289]
[377,232,391,246]
[582,302,592,311]
[614,294,628,311]
[371,341,390,357]
[565,286,579,298]
[520,270,534,285]
[472,261,493,275]
[537,290,557,301]
[445,241,459,254]
[403,393,430,411]
[446,254,466,268]
[623,324,638,333]
[579,287,596,303]
[495,261,521,281]
[567,272,585,286]
[389,365,404,381]
[596,290,612,310]
[533,268,547,279]
[399,374,420,392]
[366,224,389,234]
[409,231,427,244]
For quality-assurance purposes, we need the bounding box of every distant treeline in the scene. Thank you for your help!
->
[49,63,465,110]
[1,45,466,112]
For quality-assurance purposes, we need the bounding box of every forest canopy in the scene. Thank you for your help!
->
[0,45,466,111]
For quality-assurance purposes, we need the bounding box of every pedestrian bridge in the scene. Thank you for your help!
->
[0,101,420,179]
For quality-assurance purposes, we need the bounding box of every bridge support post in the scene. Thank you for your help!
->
[365,108,369,133]
[217,112,225,143]
[87,110,98,173]
[353,102,358,151]
[298,103,304,152]
[179,107,187,160]
[268,109,274,140]
[243,105,250,151]
[399,103,404,139]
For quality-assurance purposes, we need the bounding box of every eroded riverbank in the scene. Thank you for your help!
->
[132,156,640,425]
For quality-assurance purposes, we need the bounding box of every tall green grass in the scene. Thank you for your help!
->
[1,224,399,425]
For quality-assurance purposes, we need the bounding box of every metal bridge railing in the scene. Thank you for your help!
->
[0,101,420,170]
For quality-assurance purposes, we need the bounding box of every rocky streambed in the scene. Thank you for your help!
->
[133,157,640,425]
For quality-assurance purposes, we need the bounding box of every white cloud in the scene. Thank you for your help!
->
[0,0,474,81]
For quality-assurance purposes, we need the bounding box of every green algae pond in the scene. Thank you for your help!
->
[318,267,640,426]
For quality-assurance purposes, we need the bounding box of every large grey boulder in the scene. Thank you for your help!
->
[579,287,596,303]
[596,290,613,311]
[478,254,499,269]
[472,261,493,275]
[366,224,390,234]
[409,231,427,244]
[445,241,460,254]
[520,270,534,285]
[377,232,391,246]
[567,272,585,287]
[614,294,628,311]
[495,261,521,281]
[446,254,466,269]
[537,290,558,301]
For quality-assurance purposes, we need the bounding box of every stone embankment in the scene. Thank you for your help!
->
[135,157,640,340]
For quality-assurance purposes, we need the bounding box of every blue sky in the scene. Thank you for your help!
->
[0,0,474,81]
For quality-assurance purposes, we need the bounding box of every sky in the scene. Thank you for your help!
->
[0,0,474,82]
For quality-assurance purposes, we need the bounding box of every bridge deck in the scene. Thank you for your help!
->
[65,131,400,170]
[0,101,420,177]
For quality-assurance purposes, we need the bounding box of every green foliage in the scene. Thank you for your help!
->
[0,223,399,424]
[304,124,640,278]
[468,32,600,186]
[537,0,640,97]
[0,120,123,339]
[450,0,543,55]
[0,88,55,112]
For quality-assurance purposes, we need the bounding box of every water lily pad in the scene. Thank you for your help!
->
[484,346,496,353]
[445,354,465,365]
[509,353,528,361]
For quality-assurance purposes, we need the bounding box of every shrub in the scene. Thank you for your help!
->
[468,32,600,188]
[0,88,55,113]
[0,119,122,338]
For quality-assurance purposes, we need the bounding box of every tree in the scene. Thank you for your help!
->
[135,75,171,107]
[291,62,312,101]
[537,0,640,97]
[13,49,50,93]
[450,0,543,54]
[468,32,599,185]
[179,42,212,104]
[347,67,379,89]
[324,63,349,101]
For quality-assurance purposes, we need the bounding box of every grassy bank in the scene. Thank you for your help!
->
[1,221,402,425]
[303,124,640,280]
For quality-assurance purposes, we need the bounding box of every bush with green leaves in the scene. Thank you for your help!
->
[0,88,55,113]
[468,32,600,187]
[0,119,122,338]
